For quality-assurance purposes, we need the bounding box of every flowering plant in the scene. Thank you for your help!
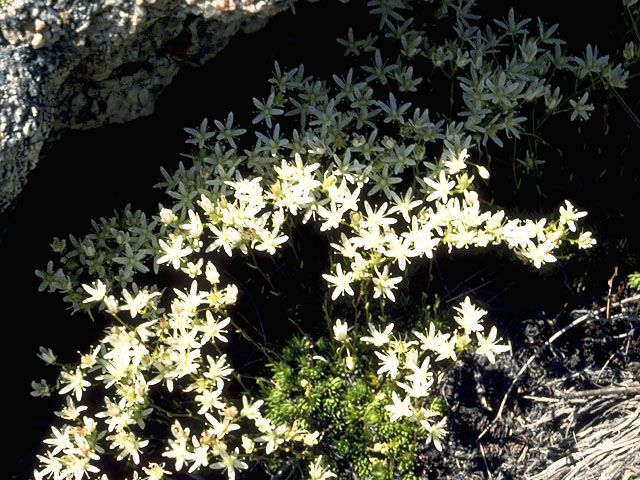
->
[28,0,625,479]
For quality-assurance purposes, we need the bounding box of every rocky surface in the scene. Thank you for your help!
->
[0,0,307,213]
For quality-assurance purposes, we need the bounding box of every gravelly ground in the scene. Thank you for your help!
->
[418,291,640,480]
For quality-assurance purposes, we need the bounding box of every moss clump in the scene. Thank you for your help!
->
[259,334,429,480]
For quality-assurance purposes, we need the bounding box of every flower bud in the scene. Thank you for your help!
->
[345,354,355,370]
[242,435,255,454]
[477,165,490,180]
[50,237,66,253]
[37,346,57,364]
[104,295,120,315]
[333,319,349,342]
[623,41,635,61]
[160,207,177,224]
[206,261,220,285]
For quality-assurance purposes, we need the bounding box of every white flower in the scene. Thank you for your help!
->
[404,356,433,388]
[578,231,596,249]
[384,235,417,271]
[120,288,161,318]
[173,280,208,314]
[79,345,101,369]
[58,367,91,401]
[104,295,120,315]
[181,210,204,238]
[318,202,347,232]
[623,41,635,60]
[453,296,486,335]
[494,8,530,35]
[226,177,264,205]
[308,455,337,480]
[81,280,107,303]
[345,354,355,370]
[241,396,264,420]
[252,92,284,128]
[421,417,448,451]
[109,430,149,465]
[397,377,432,398]
[198,194,216,216]
[336,27,361,56]
[184,436,210,473]
[184,118,216,148]
[559,200,587,232]
[444,148,468,174]
[214,111,246,147]
[241,435,255,454]
[159,207,177,225]
[205,261,221,285]
[360,323,394,347]
[200,311,231,344]
[55,395,88,420]
[384,391,413,422]
[303,431,321,446]
[195,388,225,415]
[475,326,511,364]
[414,323,446,352]
[388,187,422,223]
[254,227,289,255]
[31,379,51,397]
[375,348,400,379]
[544,86,563,110]
[42,425,73,456]
[372,265,403,302]
[424,170,456,203]
[34,450,64,479]
[520,239,558,269]
[157,236,193,270]
[322,263,355,300]
[377,92,412,124]
[205,413,241,439]
[142,463,171,480]
[254,424,287,454]
[210,448,248,480]
[162,423,190,471]
[574,44,608,78]
[569,92,594,121]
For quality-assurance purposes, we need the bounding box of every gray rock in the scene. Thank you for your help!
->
[0,0,299,213]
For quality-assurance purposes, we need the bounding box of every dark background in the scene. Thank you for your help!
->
[2,1,638,479]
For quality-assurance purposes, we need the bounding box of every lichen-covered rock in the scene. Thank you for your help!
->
[0,0,301,213]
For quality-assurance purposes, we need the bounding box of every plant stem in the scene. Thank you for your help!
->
[626,6,640,43]
[228,316,276,365]
[609,86,640,129]
[149,401,194,420]
[249,248,277,291]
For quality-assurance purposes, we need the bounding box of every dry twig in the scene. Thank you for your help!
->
[478,293,640,441]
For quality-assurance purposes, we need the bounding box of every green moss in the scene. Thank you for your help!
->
[259,334,428,480]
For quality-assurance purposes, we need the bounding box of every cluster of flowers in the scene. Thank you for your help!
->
[33,271,323,480]
[330,295,509,455]
[31,0,607,479]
